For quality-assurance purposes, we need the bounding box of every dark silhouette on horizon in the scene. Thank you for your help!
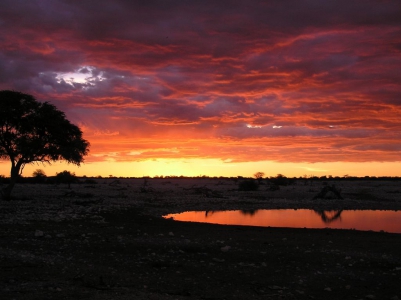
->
[0,90,89,200]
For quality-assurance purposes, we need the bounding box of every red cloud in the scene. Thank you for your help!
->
[1,0,401,167]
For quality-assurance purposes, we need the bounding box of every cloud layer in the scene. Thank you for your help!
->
[1,0,401,165]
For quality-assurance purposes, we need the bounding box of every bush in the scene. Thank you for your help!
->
[83,178,98,184]
[238,179,259,191]
[32,169,47,183]
[56,170,78,188]
[270,174,290,186]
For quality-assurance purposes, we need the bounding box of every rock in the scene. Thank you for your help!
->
[213,258,225,263]
[35,230,44,237]
[221,245,231,252]
[168,232,174,236]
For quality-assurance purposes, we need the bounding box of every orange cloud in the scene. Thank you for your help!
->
[1,0,401,175]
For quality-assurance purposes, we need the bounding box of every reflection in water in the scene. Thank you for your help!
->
[240,209,257,216]
[205,211,214,217]
[206,209,258,217]
[209,209,344,223]
[314,210,343,224]
[164,209,401,233]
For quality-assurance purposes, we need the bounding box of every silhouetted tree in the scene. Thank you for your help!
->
[32,169,47,183]
[270,174,289,186]
[0,90,89,200]
[56,170,78,188]
[253,172,265,184]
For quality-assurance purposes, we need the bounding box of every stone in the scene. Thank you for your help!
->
[35,230,44,237]
[221,245,231,252]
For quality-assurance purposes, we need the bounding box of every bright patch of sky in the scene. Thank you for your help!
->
[56,66,105,86]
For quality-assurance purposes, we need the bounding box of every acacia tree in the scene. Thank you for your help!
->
[32,169,47,183]
[56,170,78,188]
[0,90,89,200]
[253,172,265,184]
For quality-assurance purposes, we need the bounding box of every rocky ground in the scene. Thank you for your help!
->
[1,178,401,299]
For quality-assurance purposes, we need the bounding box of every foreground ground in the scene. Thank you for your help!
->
[1,178,400,299]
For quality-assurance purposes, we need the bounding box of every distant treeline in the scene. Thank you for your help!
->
[0,175,95,185]
[0,174,400,185]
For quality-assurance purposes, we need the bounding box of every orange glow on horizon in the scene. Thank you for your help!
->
[1,159,401,178]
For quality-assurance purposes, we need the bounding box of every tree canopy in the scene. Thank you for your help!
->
[0,90,89,199]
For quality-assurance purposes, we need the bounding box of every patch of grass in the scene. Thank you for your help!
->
[238,180,259,191]
[347,189,377,201]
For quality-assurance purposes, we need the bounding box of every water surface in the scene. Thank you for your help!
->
[164,209,401,233]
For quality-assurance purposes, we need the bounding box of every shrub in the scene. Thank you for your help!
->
[270,174,289,186]
[56,170,78,188]
[83,178,98,184]
[32,169,47,183]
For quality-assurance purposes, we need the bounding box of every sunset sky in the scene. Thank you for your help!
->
[1,0,401,178]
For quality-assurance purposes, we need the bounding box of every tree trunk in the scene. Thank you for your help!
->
[1,161,21,201]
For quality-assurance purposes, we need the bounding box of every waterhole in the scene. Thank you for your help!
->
[164,209,401,233]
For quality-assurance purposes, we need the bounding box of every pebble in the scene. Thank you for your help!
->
[221,246,231,252]
[213,258,225,263]
[34,230,44,237]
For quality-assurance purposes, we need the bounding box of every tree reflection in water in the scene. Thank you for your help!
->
[206,209,344,224]
[240,210,257,216]
[205,211,214,217]
[206,210,259,217]
[314,210,343,224]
